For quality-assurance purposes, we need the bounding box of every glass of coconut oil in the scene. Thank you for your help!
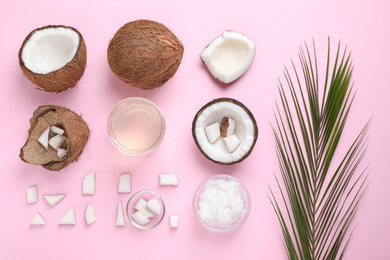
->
[107,97,166,156]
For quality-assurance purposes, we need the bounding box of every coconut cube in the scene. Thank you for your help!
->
[159,173,179,186]
[30,213,46,225]
[169,215,180,228]
[223,134,241,153]
[85,204,96,225]
[117,173,131,193]
[59,206,76,225]
[82,172,95,195]
[131,211,150,226]
[205,122,221,143]
[116,200,126,227]
[146,198,161,215]
[27,186,38,204]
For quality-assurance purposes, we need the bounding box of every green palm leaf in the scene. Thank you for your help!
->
[270,38,369,260]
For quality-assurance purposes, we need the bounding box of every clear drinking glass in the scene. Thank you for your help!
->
[107,97,166,156]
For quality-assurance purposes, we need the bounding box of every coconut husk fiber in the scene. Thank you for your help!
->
[107,19,184,89]
[18,25,87,93]
[20,105,90,171]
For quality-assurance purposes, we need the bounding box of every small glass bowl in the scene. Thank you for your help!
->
[107,97,166,156]
[126,190,165,230]
[193,174,251,233]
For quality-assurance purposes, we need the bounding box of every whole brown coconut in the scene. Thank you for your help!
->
[107,19,184,89]
[19,25,87,93]
[20,105,90,171]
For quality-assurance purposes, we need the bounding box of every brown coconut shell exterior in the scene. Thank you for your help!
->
[18,25,87,93]
[107,19,184,89]
[20,105,90,171]
[192,98,258,165]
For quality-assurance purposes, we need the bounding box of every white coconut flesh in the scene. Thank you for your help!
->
[22,27,80,74]
[194,101,256,164]
[200,31,255,83]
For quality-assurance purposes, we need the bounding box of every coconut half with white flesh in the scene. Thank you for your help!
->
[200,31,255,84]
[192,98,258,165]
[19,25,87,92]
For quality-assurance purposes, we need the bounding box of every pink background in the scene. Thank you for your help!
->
[1,0,389,259]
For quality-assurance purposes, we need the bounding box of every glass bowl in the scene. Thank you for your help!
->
[126,190,165,230]
[107,97,166,156]
[193,174,251,233]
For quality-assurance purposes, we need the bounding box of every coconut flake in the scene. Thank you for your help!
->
[205,122,221,143]
[43,194,65,206]
[159,173,179,186]
[51,126,65,135]
[82,172,95,195]
[27,186,38,204]
[223,134,241,152]
[220,117,236,137]
[118,173,131,193]
[30,213,46,225]
[116,201,126,227]
[146,198,161,215]
[59,206,76,225]
[200,31,256,84]
[49,134,66,150]
[57,148,66,159]
[38,126,50,150]
[85,204,96,225]
[169,215,180,228]
[134,198,156,218]
[131,211,150,226]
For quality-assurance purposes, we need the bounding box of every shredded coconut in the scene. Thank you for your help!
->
[198,178,245,228]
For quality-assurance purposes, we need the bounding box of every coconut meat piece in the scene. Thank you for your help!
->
[21,27,80,74]
[200,31,255,83]
[194,101,256,164]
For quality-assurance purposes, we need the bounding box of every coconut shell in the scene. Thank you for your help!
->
[192,98,258,165]
[107,19,184,89]
[20,105,90,171]
[19,25,87,93]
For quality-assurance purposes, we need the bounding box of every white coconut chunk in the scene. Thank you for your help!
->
[159,173,179,186]
[22,27,80,75]
[30,213,46,225]
[38,126,50,150]
[57,148,66,159]
[221,117,236,137]
[51,125,65,135]
[43,194,65,206]
[117,173,131,193]
[131,211,150,226]
[49,134,66,150]
[59,206,76,225]
[27,186,38,204]
[134,198,156,217]
[82,172,95,195]
[223,134,241,152]
[200,31,256,83]
[205,122,221,143]
[116,201,126,227]
[169,215,180,228]
[146,198,161,215]
[85,204,96,225]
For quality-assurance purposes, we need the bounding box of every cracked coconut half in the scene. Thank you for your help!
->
[20,105,90,171]
[200,31,255,84]
[19,25,87,92]
[192,98,258,165]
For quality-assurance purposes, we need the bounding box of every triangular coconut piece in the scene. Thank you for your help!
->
[116,201,126,227]
[43,194,65,206]
[30,213,46,225]
[59,206,76,225]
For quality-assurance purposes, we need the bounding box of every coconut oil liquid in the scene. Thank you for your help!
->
[116,109,161,152]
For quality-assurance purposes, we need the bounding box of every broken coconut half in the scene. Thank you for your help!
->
[20,105,90,171]
[19,25,87,92]
[107,19,184,89]
[192,98,258,165]
[200,31,255,84]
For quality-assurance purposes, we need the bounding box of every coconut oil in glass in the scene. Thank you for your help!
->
[107,98,165,155]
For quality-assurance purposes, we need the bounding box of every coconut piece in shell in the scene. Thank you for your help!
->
[192,98,258,165]
[20,105,90,171]
[19,25,87,93]
[107,19,184,89]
